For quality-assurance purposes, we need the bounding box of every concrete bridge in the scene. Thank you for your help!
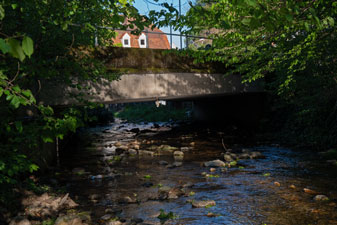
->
[38,72,263,106]
[36,47,265,125]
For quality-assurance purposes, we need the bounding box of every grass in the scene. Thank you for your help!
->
[114,104,188,122]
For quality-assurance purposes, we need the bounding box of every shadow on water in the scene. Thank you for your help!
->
[59,121,337,225]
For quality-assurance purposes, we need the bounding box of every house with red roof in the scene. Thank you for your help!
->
[113,27,171,49]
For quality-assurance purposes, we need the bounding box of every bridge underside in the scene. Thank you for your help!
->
[38,73,264,106]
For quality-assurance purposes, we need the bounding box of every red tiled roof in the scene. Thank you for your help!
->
[112,27,170,49]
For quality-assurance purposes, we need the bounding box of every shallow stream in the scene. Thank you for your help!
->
[58,120,337,225]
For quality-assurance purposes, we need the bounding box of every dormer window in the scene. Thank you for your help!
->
[122,33,131,47]
[138,33,147,48]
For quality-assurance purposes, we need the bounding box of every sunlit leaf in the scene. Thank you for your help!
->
[8,38,25,61]
[22,36,34,58]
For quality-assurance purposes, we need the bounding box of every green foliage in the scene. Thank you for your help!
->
[153,0,337,148]
[114,104,188,122]
[0,0,150,207]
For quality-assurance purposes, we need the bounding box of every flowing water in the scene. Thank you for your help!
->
[58,120,337,225]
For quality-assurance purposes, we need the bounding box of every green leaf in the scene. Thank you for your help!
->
[22,89,32,98]
[242,18,251,26]
[0,5,4,20]
[8,38,25,61]
[10,96,21,108]
[285,14,293,22]
[11,4,18,9]
[245,0,257,7]
[0,88,3,97]
[12,85,21,92]
[42,136,54,143]
[22,36,34,58]
[29,164,39,173]
[0,38,10,54]
[15,121,23,133]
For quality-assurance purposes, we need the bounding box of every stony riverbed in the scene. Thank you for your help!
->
[7,119,337,225]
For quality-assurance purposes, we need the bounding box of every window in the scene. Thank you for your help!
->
[138,33,147,48]
[122,33,131,47]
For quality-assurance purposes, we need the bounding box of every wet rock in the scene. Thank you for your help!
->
[314,195,329,201]
[191,200,216,208]
[181,147,192,152]
[158,160,169,165]
[159,186,184,200]
[54,215,88,225]
[242,149,251,153]
[182,182,194,188]
[221,168,228,173]
[238,153,251,160]
[128,149,138,155]
[106,221,122,225]
[229,153,238,160]
[9,217,31,225]
[250,151,265,159]
[166,162,183,168]
[138,150,154,157]
[274,182,281,187]
[101,214,113,220]
[204,160,226,167]
[156,145,178,155]
[209,168,216,172]
[303,188,319,195]
[223,154,233,162]
[173,151,184,161]
[114,142,122,147]
[289,184,296,189]
[119,196,137,204]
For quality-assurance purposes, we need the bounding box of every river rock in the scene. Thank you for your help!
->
[158,160,169,165]
[138,150,154,157]
[9,217,31,225]
[314,195,329,201]
[128,149,138,155]
[101,214,112,220]
[166,162,183,168]
[204,160,226,167]
[223,154,233,162]
[303,188,319,195]
[191,200,216,208]
[250,151,265,159]
[156,145,179,155]
[173,151,184,161]
[159,186,184,200]
[238,153,251,159]
[119,196,137,204]
[106,221,122,225]
[54,215,88,225]
[181,147,192,152]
